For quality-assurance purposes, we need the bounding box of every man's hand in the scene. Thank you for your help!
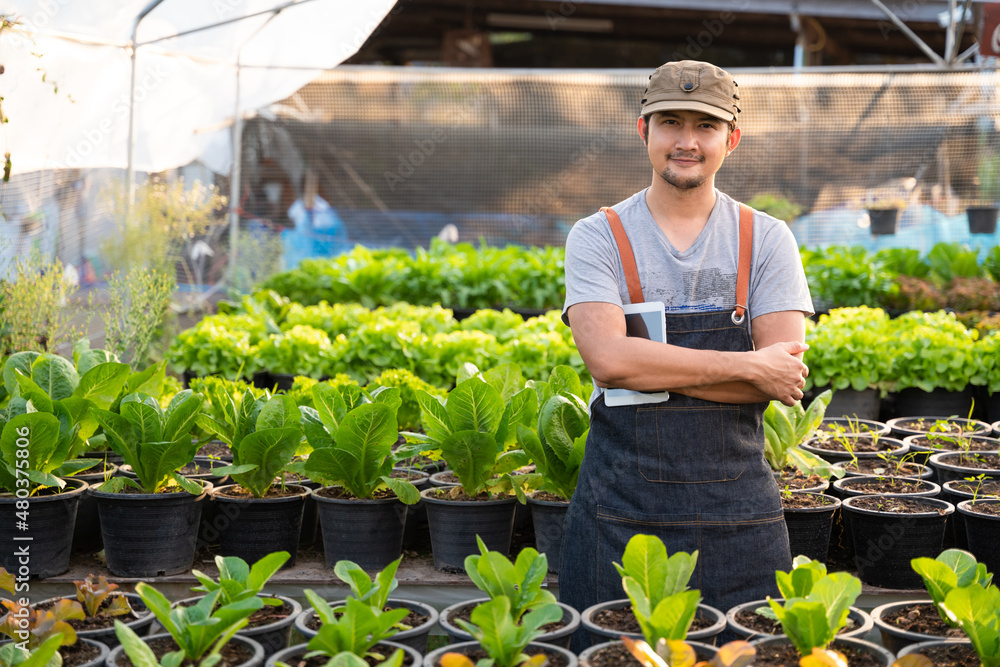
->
[748,341,809,406]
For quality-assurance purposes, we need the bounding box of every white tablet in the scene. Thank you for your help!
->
[604,301,671,407]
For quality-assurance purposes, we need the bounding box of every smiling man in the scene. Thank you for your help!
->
[558,61,814,646]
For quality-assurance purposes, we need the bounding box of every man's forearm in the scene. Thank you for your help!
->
[671,381,772,404]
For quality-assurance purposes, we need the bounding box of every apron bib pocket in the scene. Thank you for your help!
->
[635,404,744,483]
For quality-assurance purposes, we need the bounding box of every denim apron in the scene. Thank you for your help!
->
[558,204,791,642]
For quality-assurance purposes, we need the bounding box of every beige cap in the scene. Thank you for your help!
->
[640,60,741,123]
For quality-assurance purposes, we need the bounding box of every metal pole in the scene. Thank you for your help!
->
[949,0,974,64]
[228,12,281,288]
[126,0,167,220]
[870,0,946,66]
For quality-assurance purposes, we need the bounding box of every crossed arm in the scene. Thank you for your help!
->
[566,302,809,406]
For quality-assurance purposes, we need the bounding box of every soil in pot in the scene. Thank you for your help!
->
[805,434,904,455]
[905,642,980,667]
[112,635,254,667]
[935,452,1000,472]
[780,492,837,509]
[430,645,569,667]
[753,642,884,667]
[197,441,234,459]
[447,601,568,635]
[836,477,937,496]
[888,417,991,438]
[905,434,999,454]
[589,605,717,635]
[835,459,928,478]
[733,606,860,636]
[35,594,149,633]
[302,606,429,634]
[55,640,104,667]
[817,418,889,436]
[879,602,966,640]
[270,645,417,667]
[582,642,642,667]
[773,468,828,491]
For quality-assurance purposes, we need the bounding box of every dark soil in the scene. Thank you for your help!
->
[107,483,202,495]
[114,636,254,667]
[215,485,305,499]
[432,645,567,667]
[315,487,398,501]
[60,641,102,667]
[849,496,948,514]
[893,418,983,435]
[817,422,882,434]
[807,435,896,452]
[734,607,857,636]
[432,472,461,485]
[838,459,926,477]
[839,478,933,495]
[906,435,998,452]
[197,442,233,459]
[36,595,147,631]
[948,480,1000,496]
[277,472,311,484]
[780,493,836,509]
[590,606,714,634]
[584,642,643,667]
[905,643,980,666]
[938,453,1000,471]
[531,491,568,503]
[425,488,509,502]
[963,501,1000,516]
[753,643,883,667]
[880,602,967,638]
[448,602,566,634]
[272,644,416,667]
[389,469,426,481]
[774,468,826,491]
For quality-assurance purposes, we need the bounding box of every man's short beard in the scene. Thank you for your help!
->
[656,168,706,190]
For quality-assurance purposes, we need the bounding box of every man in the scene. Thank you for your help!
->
[558,61,814,634]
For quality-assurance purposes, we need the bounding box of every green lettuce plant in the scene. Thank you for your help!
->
[300,384,419,504]
[884,311,981,393]
[191,551,290,607]
[911,549,994,629]
[405,364,536,499]
[613,534,701,645]
[255,325,343,379]
[114,583,263,667]
[763,390,843,480]
[301,593,408,660]
[804,307,894,392]
[0,634,65,667]
[766,569,862,657]
[464,536,556,623]
[332,557,401,611]
[365,368,445,432]
[167,313,266,380]
[940,583,1000,667]
[90,390,205,494]
[449,597,562,667]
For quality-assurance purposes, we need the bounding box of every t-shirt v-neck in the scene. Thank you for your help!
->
[639,188,723,259]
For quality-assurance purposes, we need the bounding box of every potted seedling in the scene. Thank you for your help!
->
[293,557,438,654]
[0,634,67,667]
[580,534,725,648]
[968,152,1000,234]
[517,365,589,572]
[617,636,755,667]
[202,392,307,566]
[88,389,209,577]
[865,196,908,236]
[764,390,842,491]
[404,364,536,572]
[109,584,265,667]
[439,536,579,648]
[300,383,422,570]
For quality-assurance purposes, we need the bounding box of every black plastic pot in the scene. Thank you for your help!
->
[868,208,900,235]
[419,487,516,573]
[841,495,954,589]
[725,599,872,642]
[424,640,574,667]
[90,480,210,577]
[870,600,965,655]
[800,436,907,465]
[781,492,841,563]
[580,599,726,646]
[174,594,301,659]
[821,389,882,421]
[902,433,1000,468]
[293,598,438,654]
[957,499,1000,577]
[896,638,976,664]
[928,450,1000,486]
[749,635,895,666]
[71,461,119,553]
[32,592,152,649]
[886,414,991,439]
[831,475,940,500]
[578,640,715,667]
[313,488,407,570]
[56,637,109,667]
[818,417,890,436]
[831,459,932,480]
[268,640,420,667]
[428,470,459,488]
[440,599,580,649]
[210,484,310,567]
[106,632,264,667]
[0,478,87,578]
[940,480,987,548]
[396,468,431,551]
[967,206,999,234]
[527,492,569,574]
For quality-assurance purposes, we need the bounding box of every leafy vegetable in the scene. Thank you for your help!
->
[301,594,408,660]
[464,535,557,623]
[332,557,400,612]
[517,372,588,500]
[74,575,133,619]
[763,390,843,480]
[766,571,862,657]
[911,549,994,628]
[191,551,290,607]
[451,597,562,667]
[940,583,1000,667]
[622,635,755,667]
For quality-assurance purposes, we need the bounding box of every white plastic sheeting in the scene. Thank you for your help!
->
[0,0,396,174]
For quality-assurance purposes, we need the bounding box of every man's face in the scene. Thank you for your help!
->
[643,109,737,191]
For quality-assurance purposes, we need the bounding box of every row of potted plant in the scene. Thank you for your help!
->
[167,293,585,389]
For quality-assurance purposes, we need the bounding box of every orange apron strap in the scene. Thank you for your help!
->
[601,206,644,305]
[733,202,754,324]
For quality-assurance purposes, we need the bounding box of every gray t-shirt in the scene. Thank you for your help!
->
[563,188,813,323]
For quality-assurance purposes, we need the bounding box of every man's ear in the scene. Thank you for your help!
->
[637,116,648,146]
[726,127,742,155]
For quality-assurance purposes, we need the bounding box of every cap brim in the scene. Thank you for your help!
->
[641,100,736,122]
